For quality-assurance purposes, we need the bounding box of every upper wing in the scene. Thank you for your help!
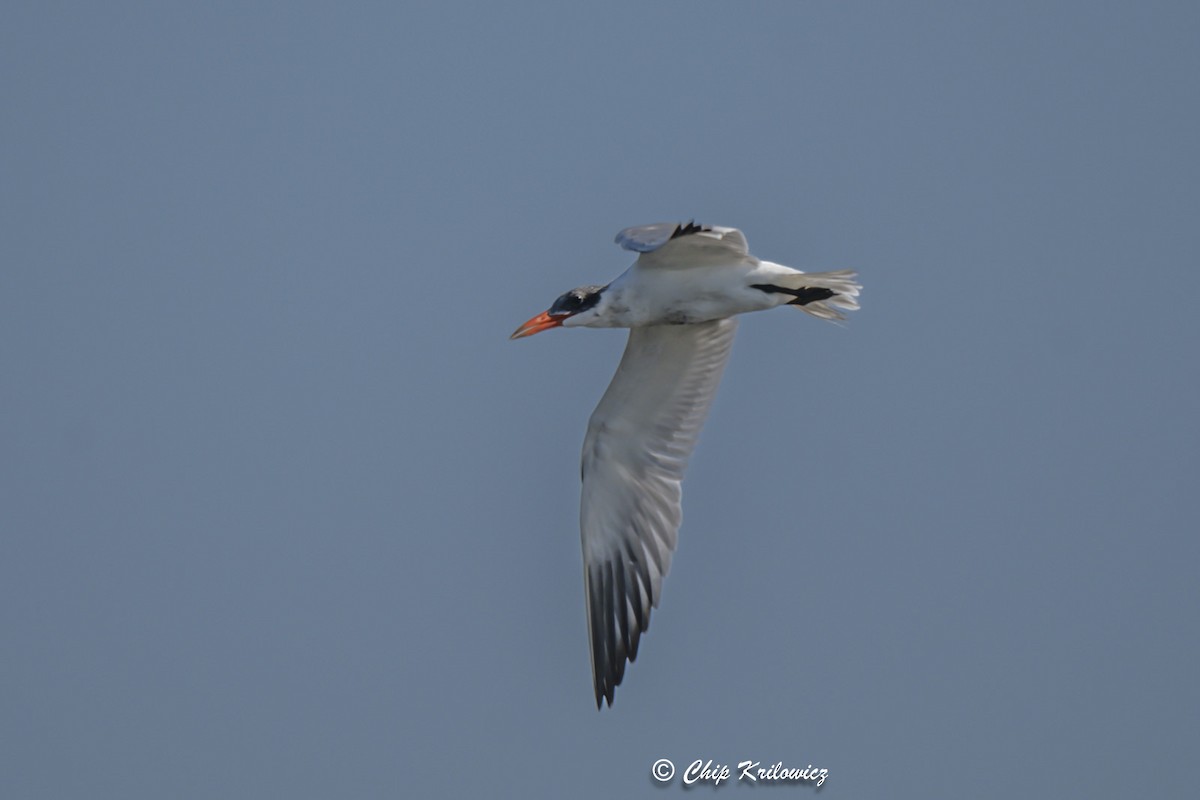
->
[615,222,750,268]
[579,318,738,707]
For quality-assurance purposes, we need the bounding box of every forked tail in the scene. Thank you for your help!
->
[751,269,861,321]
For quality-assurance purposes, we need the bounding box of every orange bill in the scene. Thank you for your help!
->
[510,310,565,339]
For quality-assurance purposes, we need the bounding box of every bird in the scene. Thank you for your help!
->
[511,222,861,708]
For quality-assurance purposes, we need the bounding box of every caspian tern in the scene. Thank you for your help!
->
[512,222,861,708]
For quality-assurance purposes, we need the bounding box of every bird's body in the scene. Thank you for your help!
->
[583,259,780,327]
[512,222,860,708]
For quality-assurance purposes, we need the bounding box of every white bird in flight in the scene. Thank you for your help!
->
[511,222,861,708]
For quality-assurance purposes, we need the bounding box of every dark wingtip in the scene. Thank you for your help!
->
[670,220,710,240]
[593,680,615,710]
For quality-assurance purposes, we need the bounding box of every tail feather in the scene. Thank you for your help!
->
[752,269,861,321]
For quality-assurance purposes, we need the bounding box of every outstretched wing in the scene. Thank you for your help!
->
[615,222,751,268]
[580,318,738,707]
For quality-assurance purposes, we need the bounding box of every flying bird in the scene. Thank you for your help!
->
[511,222,861,708]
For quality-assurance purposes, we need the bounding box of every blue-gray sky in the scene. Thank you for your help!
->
[3,2,1198,797]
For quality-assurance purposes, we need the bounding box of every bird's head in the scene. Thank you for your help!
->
[510,285,607,339]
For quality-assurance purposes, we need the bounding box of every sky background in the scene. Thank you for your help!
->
[3,2,1198,797]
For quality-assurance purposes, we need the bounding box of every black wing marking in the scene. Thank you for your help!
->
[669,220,711,240]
